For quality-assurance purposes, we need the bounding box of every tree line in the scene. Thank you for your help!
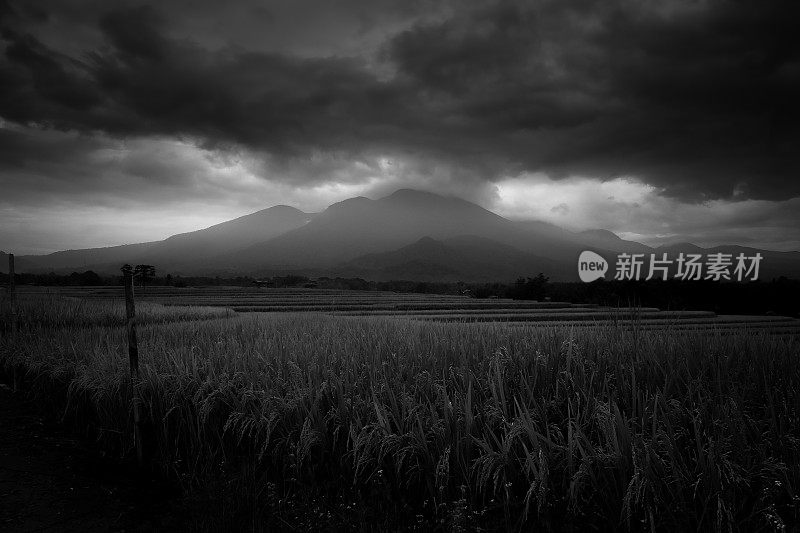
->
[2,271,798,317]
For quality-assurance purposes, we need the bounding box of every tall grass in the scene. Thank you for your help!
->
[0,301,798,530]
[0,293,234,331]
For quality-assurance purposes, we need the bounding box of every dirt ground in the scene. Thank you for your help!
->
[0,384,183,532]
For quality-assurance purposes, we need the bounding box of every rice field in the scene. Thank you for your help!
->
[37,285,800,335]
[0,290,235,329]
[1,286,799,531]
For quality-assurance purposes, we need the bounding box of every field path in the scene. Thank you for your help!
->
[0,385,182,532]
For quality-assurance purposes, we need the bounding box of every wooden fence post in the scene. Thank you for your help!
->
[8,254,18,392]
[122,266,144,467]
[8,253,16,338]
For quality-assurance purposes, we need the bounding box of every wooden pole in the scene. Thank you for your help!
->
[8,253,16,337]
[123,268,144,467]
[9,254,18,392]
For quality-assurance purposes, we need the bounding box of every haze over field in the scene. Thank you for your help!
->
[1,0,799,255]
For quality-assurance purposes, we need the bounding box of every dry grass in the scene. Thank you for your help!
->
[0,293,234,330]
[0,296,799,530]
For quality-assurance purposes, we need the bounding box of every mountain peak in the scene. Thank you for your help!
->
[381,189,460,204]
[658,242,704,251]
[323,196,374,215]
[410,236,446,249]
[268,204,304,212]
[382,188,440,200]
[380,189,492,215]
[580,229,622,241]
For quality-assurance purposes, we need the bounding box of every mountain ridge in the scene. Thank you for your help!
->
[7,189,800,281]
[337,235,561,281]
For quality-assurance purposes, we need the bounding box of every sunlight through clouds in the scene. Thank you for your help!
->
[491,174,800,251]
[492,174,660,228]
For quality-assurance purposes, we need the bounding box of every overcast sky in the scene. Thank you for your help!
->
[1,0,798,254]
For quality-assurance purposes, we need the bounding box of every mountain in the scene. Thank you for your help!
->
[656,242,706,254]
[17,205,313,273]
[13,242,159,272]
[226,190,524,268]
[579,229,652,253]
[338,235,561,281]
[8,189,800,281]
[224,189,618,270]
[143,205,312,268]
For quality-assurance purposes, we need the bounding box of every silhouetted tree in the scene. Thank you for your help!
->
[67,270,102,286]
[507,273,549,300]
[134,264,156,294]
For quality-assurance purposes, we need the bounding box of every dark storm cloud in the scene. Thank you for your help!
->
[2,4,449,174]
[3,9,366,144]
[1,0,798,201]
[0,124,196,206]
[387,0,800,199]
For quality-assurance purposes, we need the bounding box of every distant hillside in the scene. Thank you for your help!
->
[578,229,651,253]
[10,242,157,273]
[225,190,531,268]
[224,189,624,270]
[144,205,313,268]
[338,235,562,281]
[17,205,313,274]
[9,189,800,281]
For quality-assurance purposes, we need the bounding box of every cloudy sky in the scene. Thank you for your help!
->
[1,0,798,254]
